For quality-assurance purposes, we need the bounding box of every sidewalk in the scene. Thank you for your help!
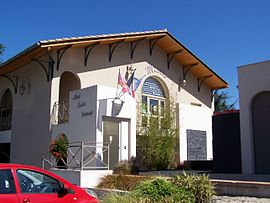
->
[211,195,270,203]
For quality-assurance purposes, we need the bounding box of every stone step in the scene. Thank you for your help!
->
[212,179,270,198]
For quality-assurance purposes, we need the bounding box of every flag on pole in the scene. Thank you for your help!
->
[126,70,134,87]
[127,71,135,98]
[133,75,145,92]
[127,73,145,98]
[118,70,129,93]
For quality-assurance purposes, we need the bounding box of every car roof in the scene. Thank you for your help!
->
[0,163,55,174]
[0,163,35,169]
[0,163,72,184]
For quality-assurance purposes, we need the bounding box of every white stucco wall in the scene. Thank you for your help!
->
[238,60,270,174]
[179,104,213,163]
[52,169,113,187]
[47,40,213,164]
[0,57,53,165]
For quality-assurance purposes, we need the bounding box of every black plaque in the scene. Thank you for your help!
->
[187,129,207,160]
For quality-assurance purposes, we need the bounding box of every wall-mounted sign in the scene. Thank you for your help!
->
[187,130,207,160]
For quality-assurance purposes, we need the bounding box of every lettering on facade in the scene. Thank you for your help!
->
[145,65,166,79]
[73,92,93,118]
[73,94,81,100]
[77,102,86,108]
[82,111,93,117]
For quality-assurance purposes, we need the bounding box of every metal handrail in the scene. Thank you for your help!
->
[50,102,69,124]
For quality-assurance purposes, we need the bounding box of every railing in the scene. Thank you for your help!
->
[0,107,12,131]
[51,102,69,125]
[34,142,110,171]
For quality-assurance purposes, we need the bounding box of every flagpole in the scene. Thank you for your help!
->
[116,69,120,98]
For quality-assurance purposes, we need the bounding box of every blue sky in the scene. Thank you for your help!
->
[1,0,270,108]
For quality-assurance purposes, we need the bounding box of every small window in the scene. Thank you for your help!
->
[141,95,148,114]
[149,99,159,115]
[17,169,62,194]
[0,169,16,194]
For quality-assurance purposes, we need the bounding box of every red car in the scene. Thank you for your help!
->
[0,163,99,203]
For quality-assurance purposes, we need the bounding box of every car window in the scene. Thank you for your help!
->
[16,169,62,194]
[0,169,16,194]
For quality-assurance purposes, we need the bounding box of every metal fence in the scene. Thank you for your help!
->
[35,142,110,171]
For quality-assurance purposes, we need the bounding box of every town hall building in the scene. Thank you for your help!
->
[0,30,227,182]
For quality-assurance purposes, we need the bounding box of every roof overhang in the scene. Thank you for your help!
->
[0,30,228,90]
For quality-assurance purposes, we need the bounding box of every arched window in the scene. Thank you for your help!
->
[58,72,81,123]
[59,72,81,104]
[0,89,13,131]
[141,77,166,116]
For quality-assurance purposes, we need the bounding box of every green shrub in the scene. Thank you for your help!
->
[102,178,195,203]
[137,99,178,170]
[114,159,139,175]
[114,161,132,175]
[133,178,195,203]
[171,173,214,203]
[103,192,194,203]
[97,174,152,191]
[102,193,144,203]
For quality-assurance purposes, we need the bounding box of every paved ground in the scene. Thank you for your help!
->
[212,196,270,203]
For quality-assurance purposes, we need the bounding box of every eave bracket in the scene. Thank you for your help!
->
[109,40,124,62]
[149,36,164,56]
[183,63,199,80]
[130,38,145,59]
[57,46,71,70]
[1,74,18,94]
[167,50,183,69]
[84,42,99,66]
[197,75,213,92]
[32,53,55,81]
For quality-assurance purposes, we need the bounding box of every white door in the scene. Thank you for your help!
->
[103,120,129,170]
[103,121,120,170]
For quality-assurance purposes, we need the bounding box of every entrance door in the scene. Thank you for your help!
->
[103,121,120,170]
